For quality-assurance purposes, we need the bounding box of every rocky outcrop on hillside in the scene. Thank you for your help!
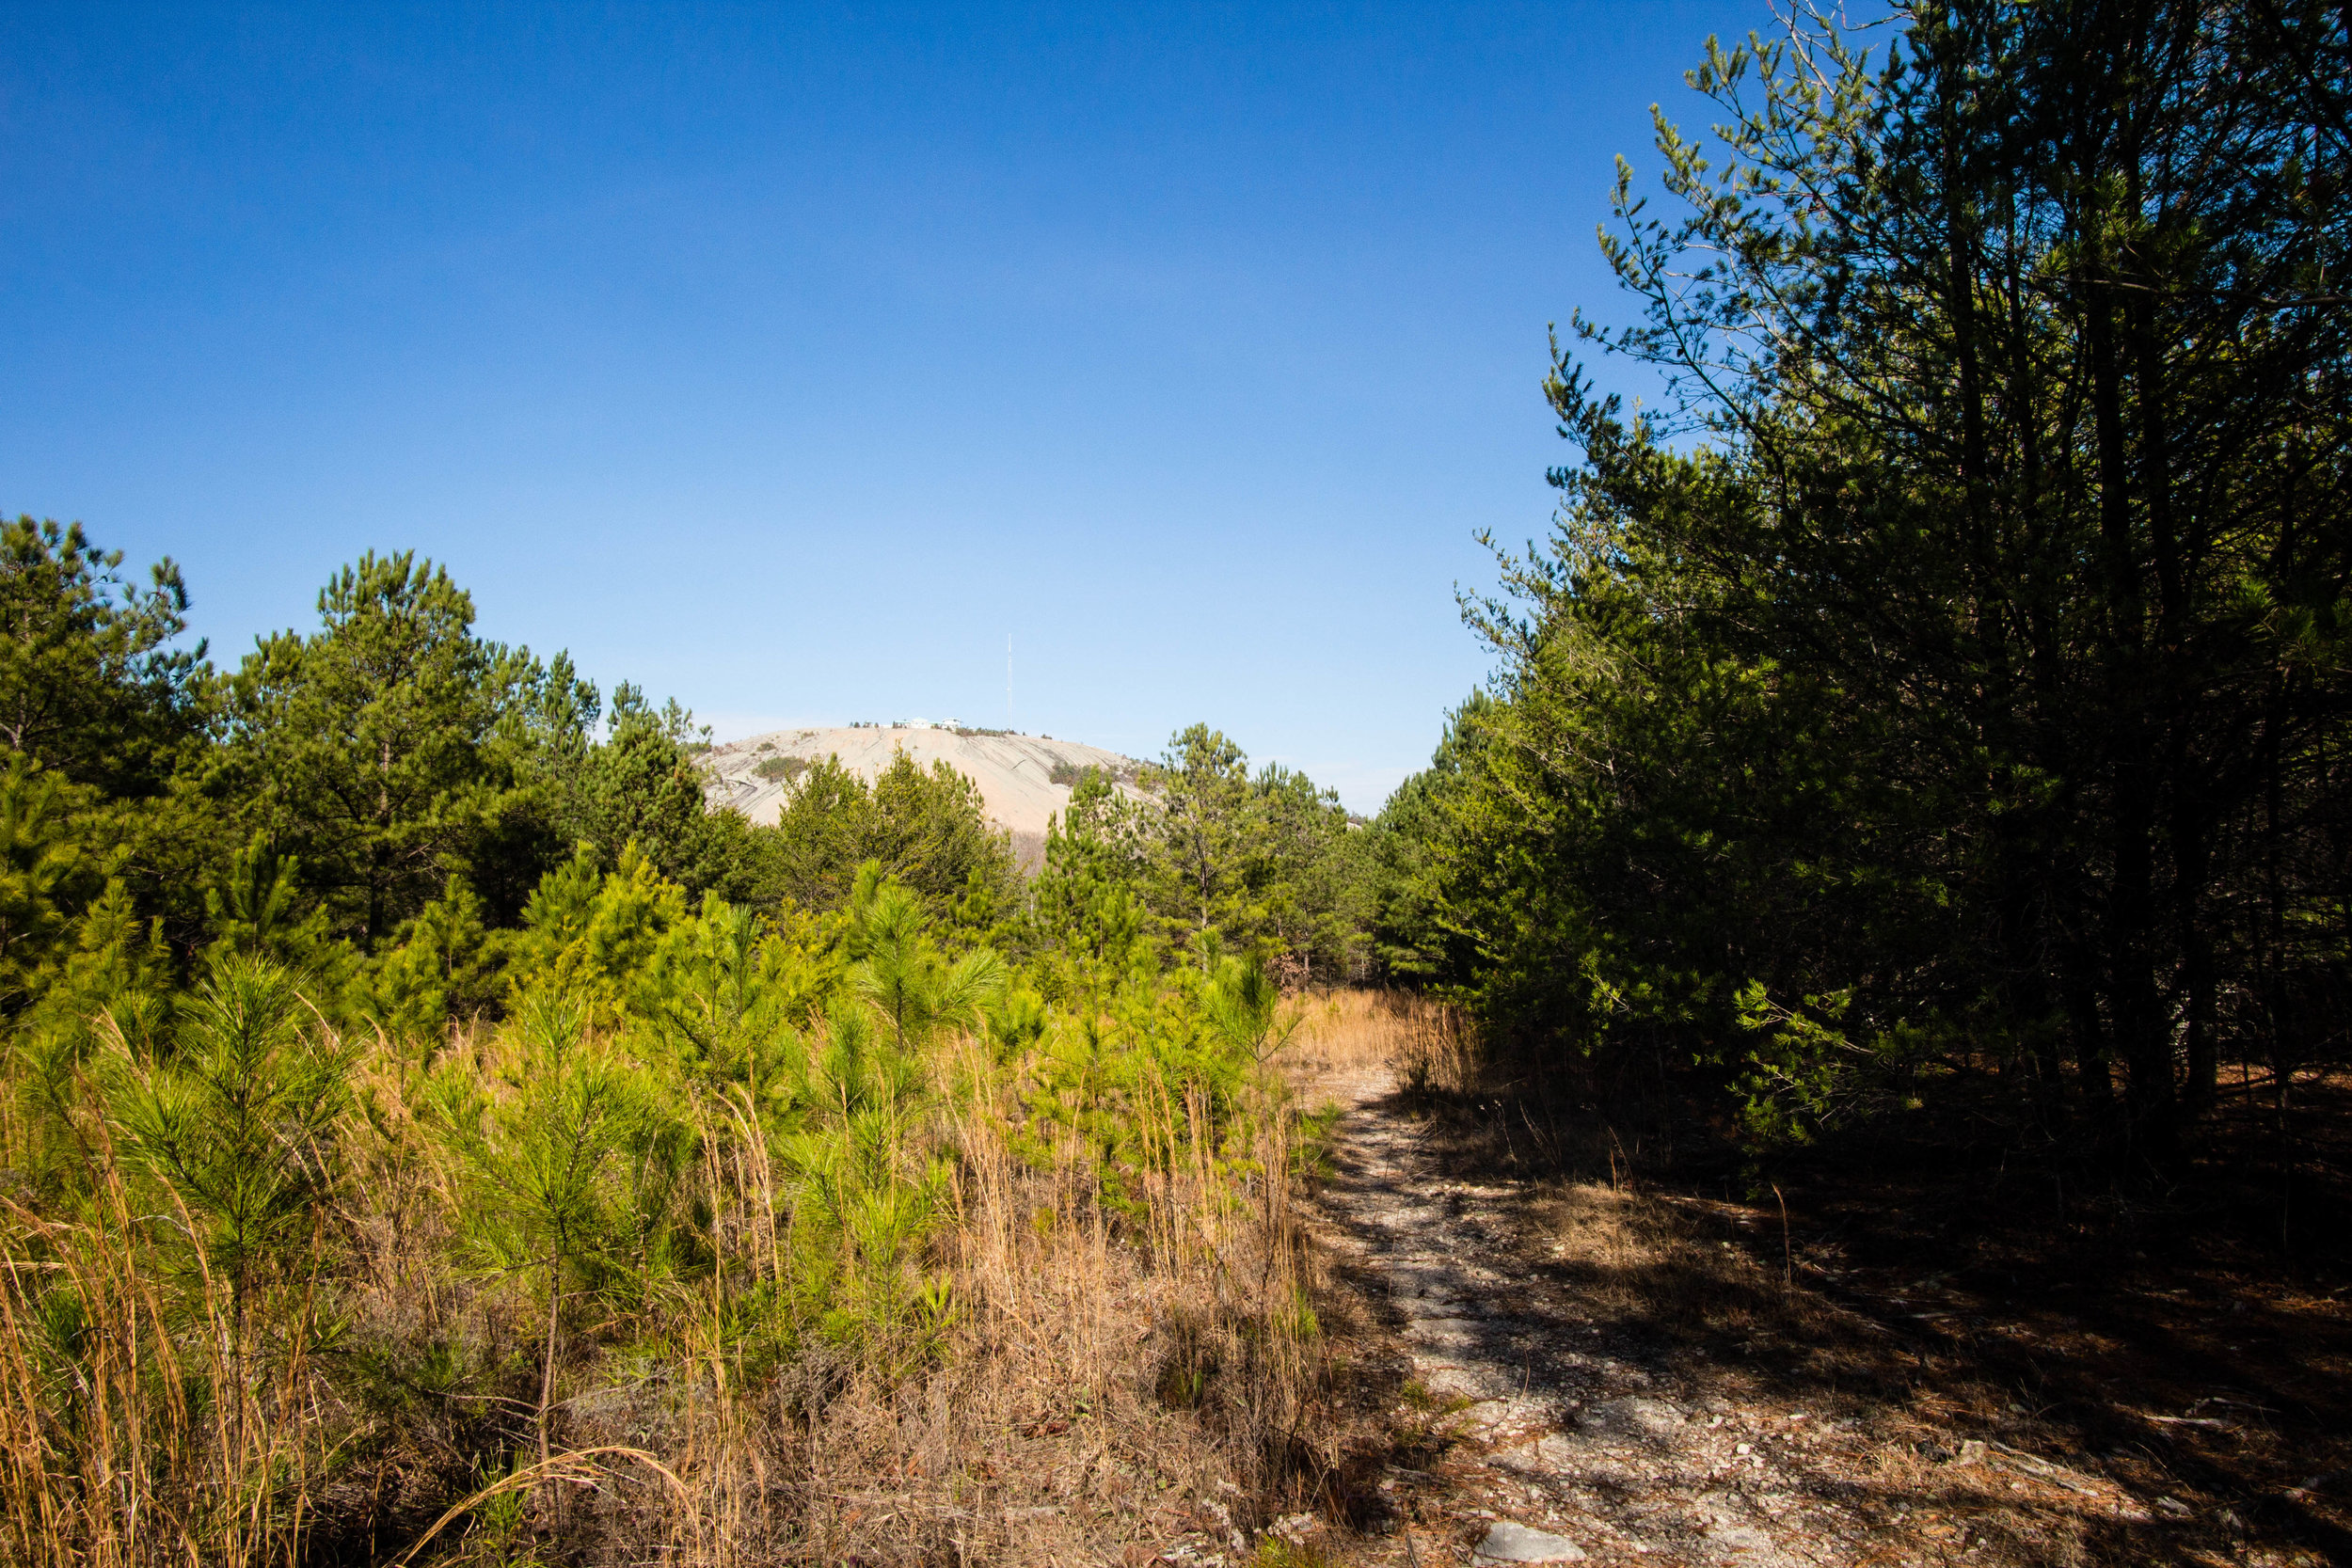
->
[702,725,1143,866]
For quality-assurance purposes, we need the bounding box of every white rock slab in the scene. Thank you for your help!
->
[1451,1396,1552,1436]
[1474,1520,1587,1561]
[1492,1433,1580,1474]
[1580,1395,1686,1442]
[1404,1317,1486,1353]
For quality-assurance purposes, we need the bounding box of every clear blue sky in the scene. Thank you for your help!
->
[4,1,1772,810]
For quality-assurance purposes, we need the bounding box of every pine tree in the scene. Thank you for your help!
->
[0,757,87,1018]
[228,552,558,946]
[1383,0,2352,1155]
[1143,724,1260,953]
[423,984,679,1484]
[103,953,352,1445]
[0,516,208,797]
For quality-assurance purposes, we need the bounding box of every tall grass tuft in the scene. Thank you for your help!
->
[1,957,345,1567]
[0,888,1343,1562]
[1283,988,1479,1097]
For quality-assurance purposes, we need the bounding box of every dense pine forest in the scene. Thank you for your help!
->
[2,2,2347,1563]
[1374,0,2352,1172]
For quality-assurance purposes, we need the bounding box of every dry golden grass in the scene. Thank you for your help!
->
[594,1045,1328,1565]
[0,1014,1332,1566]
[1277,990,1475,1096]
[0,1085,348,1568]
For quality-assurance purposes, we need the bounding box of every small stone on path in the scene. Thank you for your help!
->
[1474,1520,1587,1561]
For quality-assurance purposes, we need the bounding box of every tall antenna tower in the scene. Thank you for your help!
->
[1007,634,1013,733]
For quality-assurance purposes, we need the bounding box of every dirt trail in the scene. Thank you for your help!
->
[1299,1063,2150,1568]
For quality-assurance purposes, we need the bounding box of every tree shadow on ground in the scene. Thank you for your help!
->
[1389,1053,2351,1567]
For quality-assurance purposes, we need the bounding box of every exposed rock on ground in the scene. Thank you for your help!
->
[1284,1059,2247,1568]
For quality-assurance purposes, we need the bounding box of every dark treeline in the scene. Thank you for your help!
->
[1370,0,2352,1167]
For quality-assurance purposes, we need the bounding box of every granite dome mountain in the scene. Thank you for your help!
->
[700,724,1143,865]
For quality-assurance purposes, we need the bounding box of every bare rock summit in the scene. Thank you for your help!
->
[702,725,1142,866]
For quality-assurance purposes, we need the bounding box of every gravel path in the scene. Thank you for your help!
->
[1306,1067,1928,1568]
